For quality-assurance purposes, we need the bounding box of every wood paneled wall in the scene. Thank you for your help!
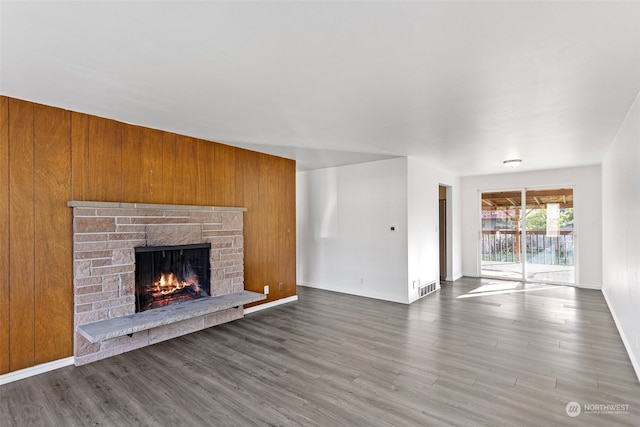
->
[0,96,296,374]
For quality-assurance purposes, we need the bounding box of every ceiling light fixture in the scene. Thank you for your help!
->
[503,159,523,168]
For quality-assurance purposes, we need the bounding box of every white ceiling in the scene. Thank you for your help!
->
[1,1,639,175]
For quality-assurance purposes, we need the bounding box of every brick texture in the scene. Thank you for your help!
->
[71,202,246,365]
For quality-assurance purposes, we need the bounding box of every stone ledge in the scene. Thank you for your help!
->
[67,201,247,212]
[77,291,265,343]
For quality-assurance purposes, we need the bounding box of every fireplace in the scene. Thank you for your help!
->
[70,201,251,366]
[135,243,212,312]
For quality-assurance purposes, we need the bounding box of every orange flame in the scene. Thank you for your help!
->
[149,272,201,299]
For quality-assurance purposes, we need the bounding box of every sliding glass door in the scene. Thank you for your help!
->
[480,188,575,285]
[481,190,524,279]
[523,189,574,284]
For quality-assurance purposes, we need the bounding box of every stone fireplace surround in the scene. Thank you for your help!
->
[68,201,263,366]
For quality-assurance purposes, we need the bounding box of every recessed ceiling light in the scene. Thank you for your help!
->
[503,159,523,168]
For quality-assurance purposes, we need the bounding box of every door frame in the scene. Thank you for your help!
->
[478,186,577,286]
[439,184,453,282]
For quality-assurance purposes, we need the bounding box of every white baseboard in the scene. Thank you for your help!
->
[578,283,602,290]
[0,357,75,385]
[602,290,640,383]
[297,282,410,304]
[296,282,314,288]
[244,295,298,315]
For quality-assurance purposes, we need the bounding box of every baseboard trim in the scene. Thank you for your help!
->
[244,295,298,315]
[578,283,601,290]
[0,357,75,385]
[602,290,640,383]
[297,282,410,304]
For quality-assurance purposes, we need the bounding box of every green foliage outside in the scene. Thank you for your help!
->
[526,208,574,231]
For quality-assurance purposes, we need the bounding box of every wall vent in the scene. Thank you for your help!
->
[418,281,437,298]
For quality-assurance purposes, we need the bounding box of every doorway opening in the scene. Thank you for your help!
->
[439,185,449,282]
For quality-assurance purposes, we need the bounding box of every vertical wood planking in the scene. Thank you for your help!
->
[237,149,262,295]
[214,143,236,206]
[89,116,123,202]
[121,124,142,203]
[206,141,217,205]
[33,104,73,364]
[161,132,176,203]
[2,97,297,373]
[8,98,36,371]
[0,97,10,374]
[261,155,280,301]
[174,135,197,204]
[288,160,297,293]
[70,112,91,201]
[233,149,247,208]
[280,159,297,295]
[140,128,163,204]
[194,138,213,204]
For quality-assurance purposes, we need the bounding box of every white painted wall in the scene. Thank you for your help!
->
[297,156,463,304]
[297,158,409,303]
[407,157,462,302]
[460,165,602,288]
[601,91,640,380]
[446,184,463,282]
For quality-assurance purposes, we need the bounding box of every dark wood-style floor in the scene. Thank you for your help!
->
[2,278,639,426]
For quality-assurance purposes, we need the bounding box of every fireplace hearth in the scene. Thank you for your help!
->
[135,243,211,312]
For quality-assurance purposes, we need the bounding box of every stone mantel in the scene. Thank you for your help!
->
[67,200,247,212]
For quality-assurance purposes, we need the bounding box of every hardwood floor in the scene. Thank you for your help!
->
[1,278,639,426]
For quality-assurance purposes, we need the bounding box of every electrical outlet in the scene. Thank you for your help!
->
[264,285,269,295]
[279,283,283,291]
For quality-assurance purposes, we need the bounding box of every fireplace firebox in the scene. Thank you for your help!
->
[135,243,211,312]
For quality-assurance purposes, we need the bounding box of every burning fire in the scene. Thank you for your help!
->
[149,272,201,299]
[137,253,209,312]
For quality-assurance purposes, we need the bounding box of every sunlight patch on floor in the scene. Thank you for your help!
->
[469,282,520,293]
[458,282,566,299]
